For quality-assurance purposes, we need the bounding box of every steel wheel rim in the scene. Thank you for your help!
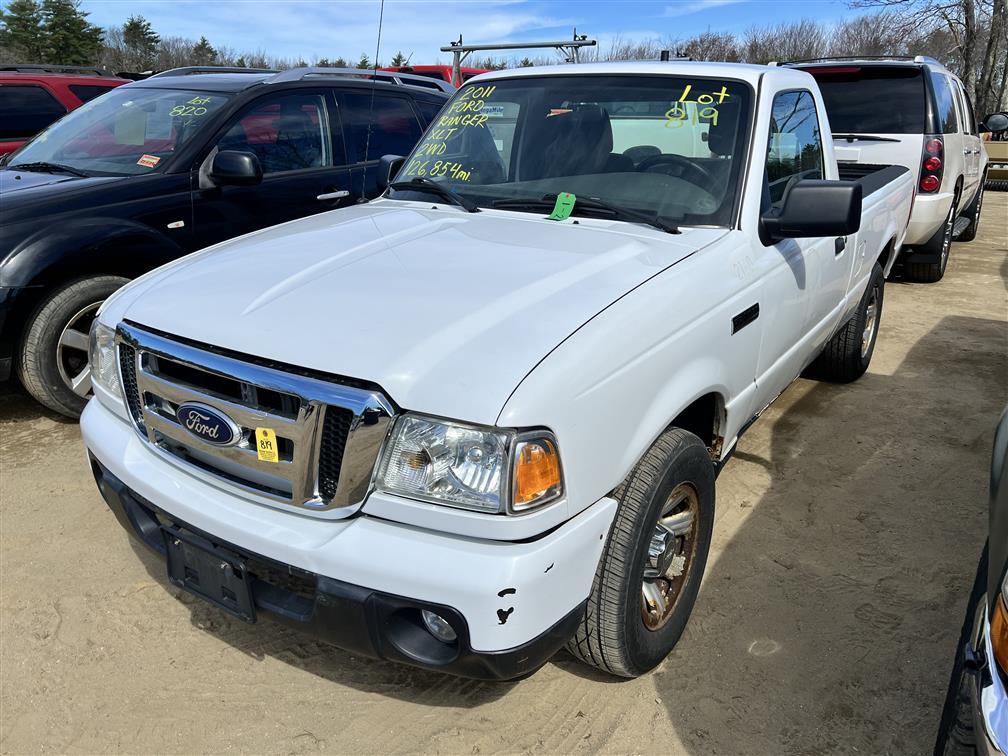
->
[861,288,878,358]
[56,302,99,398]
[640,482,700,631]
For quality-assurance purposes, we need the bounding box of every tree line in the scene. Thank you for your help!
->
[0,0,1004,113]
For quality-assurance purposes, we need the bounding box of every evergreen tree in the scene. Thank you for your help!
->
[191,35,215,65]
[357,53,369,69]
[333,56,347,67]
[0,0,45,60]
[519,57,534,67]
[390,50,407,66]
[122,14,158,68]
[40,0,101,64]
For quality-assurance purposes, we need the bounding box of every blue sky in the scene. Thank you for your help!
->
[80,0,852,64]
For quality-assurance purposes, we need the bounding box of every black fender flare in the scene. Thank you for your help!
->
[0,216,185,289]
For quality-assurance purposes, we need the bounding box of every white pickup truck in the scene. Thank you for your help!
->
[81,62,914,679]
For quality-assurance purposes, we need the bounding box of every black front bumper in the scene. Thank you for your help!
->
[90,454,583,680]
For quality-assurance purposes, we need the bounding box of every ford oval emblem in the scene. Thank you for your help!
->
[176,402,241,447]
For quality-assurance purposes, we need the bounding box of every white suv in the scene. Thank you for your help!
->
[794,56,989,282]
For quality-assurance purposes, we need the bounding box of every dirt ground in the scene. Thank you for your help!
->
[2,193,1006,755]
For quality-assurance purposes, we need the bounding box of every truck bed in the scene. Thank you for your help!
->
[838,163,911,197]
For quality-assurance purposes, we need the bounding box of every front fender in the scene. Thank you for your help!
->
[0,217,185,288]
[498,237,759,518]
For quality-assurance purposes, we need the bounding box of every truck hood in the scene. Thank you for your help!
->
[110,200,722,424]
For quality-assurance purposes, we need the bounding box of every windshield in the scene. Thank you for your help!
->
[8,86,231,176]
[393,74,752,227]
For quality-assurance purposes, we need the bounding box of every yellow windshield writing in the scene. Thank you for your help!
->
[665,84,731,128]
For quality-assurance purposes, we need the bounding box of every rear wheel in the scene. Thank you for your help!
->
[808,262,884,383]
[955,180,985,243]
[566,428,715,678]
[905,193,957,283]
[16,276,129,418]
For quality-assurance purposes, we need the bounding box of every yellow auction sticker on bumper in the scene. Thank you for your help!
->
[255,427,279,463]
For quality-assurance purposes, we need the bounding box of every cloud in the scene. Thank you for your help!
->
[663,0,746,18]
[83,0,576,63]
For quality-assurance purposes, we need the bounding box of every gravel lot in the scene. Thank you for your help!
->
[2,192,1006,754]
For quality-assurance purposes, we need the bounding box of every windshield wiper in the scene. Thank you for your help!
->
[388,177,479,213]
[493,194,680,234]
[833,133,901,143]
[10,161,90,178]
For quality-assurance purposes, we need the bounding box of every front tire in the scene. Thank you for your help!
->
[16,276,129,418]
[567,428,715,678]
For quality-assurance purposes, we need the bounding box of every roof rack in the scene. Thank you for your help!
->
[267,66,455,93]
[0,63,117,77]
[774,55,946,67]
[149,66,278,78]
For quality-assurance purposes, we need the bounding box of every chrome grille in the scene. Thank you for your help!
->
[115,322,394,514]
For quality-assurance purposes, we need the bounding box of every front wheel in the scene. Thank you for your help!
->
[16,276,129,418]
[566,428,715,678]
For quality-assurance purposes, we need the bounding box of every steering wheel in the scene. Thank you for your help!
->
[638,154,715,189]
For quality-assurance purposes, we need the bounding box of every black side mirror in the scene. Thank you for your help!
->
[209,150,262,186]
[760,180,862,245]
[981,113,1008,133]
[377,154,405,191]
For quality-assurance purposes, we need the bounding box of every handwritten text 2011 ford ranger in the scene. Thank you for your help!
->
[81,62,914,679]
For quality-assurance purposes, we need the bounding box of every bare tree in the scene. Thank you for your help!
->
[743,19,829,63]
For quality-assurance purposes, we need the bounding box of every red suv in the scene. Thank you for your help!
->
[0,65,130,156]
[379,64,490,88]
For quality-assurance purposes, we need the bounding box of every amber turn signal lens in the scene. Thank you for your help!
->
[992,593,1008,676]
[513,438,562,510]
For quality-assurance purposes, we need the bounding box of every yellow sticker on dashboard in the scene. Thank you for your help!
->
[255,427,279,463]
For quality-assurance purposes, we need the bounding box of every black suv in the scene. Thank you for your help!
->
[0,66,450,416]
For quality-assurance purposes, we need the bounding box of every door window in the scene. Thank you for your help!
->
[956,80,978,135]
[341,92,422,163]
[766,90,824,209]
[415,99,445,126]
[69,84,120,103]
[932,73,959,134]
[0,84,66,139]
[217,93,335,174]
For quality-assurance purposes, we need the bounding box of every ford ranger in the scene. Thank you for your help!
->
[80,62,914,679]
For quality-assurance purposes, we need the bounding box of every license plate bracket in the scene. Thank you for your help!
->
[162,528,256,623]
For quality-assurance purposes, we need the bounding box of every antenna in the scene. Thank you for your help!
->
[362,0,385,195]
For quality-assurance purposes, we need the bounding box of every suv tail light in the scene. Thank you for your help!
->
[919,135,944,193]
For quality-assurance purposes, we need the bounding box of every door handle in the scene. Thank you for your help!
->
[834,237,846,256]
[317,190,350,201]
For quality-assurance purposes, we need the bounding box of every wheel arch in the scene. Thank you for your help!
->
[1,219,184,344]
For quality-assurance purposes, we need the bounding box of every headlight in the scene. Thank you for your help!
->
[88,320,121,399]
[375,414,563,514]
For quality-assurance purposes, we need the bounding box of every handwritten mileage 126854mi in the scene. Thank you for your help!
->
[404,85,497,182]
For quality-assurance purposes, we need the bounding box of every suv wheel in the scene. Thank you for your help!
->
[566,428,715,678]
[905,193,958,283]
[16,276,129,418]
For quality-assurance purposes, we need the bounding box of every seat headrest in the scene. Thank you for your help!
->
[707,100,741,157]
[539,105,614,177]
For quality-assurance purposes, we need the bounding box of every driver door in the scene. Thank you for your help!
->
[750,89,832,413]
[190,90,356,250]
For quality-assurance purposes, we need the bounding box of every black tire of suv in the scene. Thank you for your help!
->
[905,192,958,283]
[566,428,715,678]
[16,276,129,418]
[955,179,985,243]
[808,262,884,384]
